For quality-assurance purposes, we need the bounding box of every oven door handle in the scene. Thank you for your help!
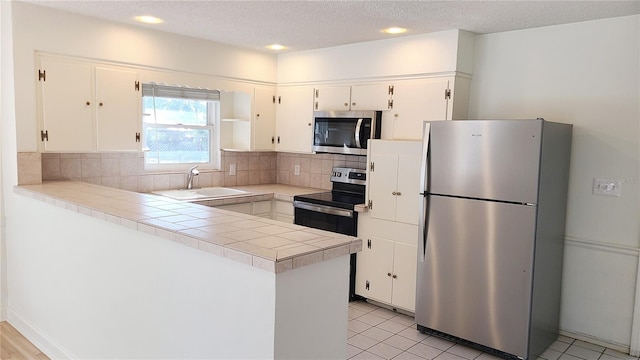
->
[293,201,354,218]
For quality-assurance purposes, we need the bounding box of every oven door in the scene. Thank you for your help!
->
[293,201,357,236]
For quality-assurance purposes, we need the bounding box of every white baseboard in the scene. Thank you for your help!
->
[560,328,630,354]
[7,307,76,359]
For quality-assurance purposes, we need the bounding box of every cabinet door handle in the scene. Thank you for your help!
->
[99,102,103,107]
[396,192,401,196]
[387,273,392,277]
[392,274,397,279]
[86,101,91,106]
[392,191,397,195]
[256,113,260,118]
[344,102,349,107]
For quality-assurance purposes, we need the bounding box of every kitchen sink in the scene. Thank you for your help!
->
[152,187,250,201]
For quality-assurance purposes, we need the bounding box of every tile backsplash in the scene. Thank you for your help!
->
[22,150,367,192]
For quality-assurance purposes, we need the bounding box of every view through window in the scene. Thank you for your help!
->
[142,84,220,169]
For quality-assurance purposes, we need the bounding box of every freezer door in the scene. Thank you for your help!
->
[415,195,536,358]
[428,120,542,204]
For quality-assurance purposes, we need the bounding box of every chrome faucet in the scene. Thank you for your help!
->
[186,165,199,190]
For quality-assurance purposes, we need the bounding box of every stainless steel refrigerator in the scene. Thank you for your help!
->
[416,119,572,359]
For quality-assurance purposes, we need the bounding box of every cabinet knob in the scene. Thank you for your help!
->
[308,123,311,126]
[392,191,397,195]
[256,113,260,117]
[387,272,392,277]
[392,275,397,279]
[99,102,103,107]
[344,102,349,107]
[396,192,401,196]
[352,102,356,106]
[86,101,90,106]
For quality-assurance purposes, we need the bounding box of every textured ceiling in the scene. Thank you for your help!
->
[21,0,640,53]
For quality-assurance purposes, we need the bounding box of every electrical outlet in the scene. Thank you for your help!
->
[294,164,300,176]
[230,164,236,176]
[593,178,621,197]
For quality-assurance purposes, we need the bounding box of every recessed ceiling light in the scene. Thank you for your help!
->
[135,15,164,24]
[266,44,286,51]
[383,27,407,35]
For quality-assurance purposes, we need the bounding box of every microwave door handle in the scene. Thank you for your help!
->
[354,118,363,148]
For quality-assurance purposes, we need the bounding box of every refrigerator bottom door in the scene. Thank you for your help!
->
[416,195,537,358]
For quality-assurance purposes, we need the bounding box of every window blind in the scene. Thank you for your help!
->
[142,83,220,101]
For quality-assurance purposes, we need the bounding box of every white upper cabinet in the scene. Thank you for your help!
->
[314,84,392,111]
[39,56,95,152]
[275,86,314,153]
[253,85,276,151]
[381,76,471,140]
[38,55,141,152]
[95,66,141,151]
[367,140,422,225]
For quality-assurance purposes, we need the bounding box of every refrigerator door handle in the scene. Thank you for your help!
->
[418,122,431,263]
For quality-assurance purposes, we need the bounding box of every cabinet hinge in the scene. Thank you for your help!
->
[40,130,48,142]
[315,89,319,98]
[370,162,374,171]
[315,101,319,110]
[368,200,373,210]
[134,81,140,91]
[367,239,371,249]
[272,95,276,103]
[135,132,141,142]
[365,280,370,290]
[445,89,452,99]
[38,70,46,82]
[387,99,393,109]
[388,85,394,95]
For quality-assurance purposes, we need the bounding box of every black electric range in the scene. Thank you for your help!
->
[293,167,366,301]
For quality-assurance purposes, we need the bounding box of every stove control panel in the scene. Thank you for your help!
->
[331,167,366,185]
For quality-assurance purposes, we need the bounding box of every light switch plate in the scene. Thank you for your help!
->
[593,178,621,197]
[230,164,236,176]
[294,164,300,176]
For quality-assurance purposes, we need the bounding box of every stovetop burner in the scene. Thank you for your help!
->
[293,167,367,210]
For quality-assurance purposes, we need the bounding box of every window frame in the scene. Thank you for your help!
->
[141,84,221,172]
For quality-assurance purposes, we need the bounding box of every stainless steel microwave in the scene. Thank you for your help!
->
[312,110,382,155]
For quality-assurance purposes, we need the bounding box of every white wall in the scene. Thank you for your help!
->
[7,195,277,359]
[468,15,640,348]
[11,2,277,152]
[277,29,475,84]
[0,0,17,322]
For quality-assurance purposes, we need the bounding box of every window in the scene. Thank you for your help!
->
[141,83,220,170]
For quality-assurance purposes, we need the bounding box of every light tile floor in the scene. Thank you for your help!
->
[347,300,638,360]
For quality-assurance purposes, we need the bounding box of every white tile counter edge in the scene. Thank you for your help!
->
[14,182,363,274]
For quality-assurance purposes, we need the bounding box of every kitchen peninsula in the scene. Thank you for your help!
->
[11,181,361,359]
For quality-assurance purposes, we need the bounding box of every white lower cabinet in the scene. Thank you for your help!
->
[216,202,252,215]
[355,213,418,312]
[273,200,294,223]
[252,200,273,219]
[356,236,417,312]
[214,199,294,223]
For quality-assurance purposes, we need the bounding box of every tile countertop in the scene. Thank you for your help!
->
[14,182,362,274]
